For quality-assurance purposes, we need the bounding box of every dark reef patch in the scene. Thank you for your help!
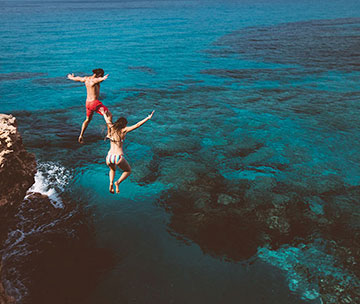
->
[207,18,360,72]
[144,106,360,303]
[156,161,360,302]
[32,76,76,86]
[0,72,47,82]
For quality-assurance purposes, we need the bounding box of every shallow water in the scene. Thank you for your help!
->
[1,0,360,303]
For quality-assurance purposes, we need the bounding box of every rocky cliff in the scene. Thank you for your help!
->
[0,114,37,304]
[0,114,36,206]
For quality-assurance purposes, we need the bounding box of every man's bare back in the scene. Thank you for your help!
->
[67,73,108,101]
[67,69,112,143]
[86,78,100,102]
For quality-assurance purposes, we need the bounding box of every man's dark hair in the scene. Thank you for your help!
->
[92,68,104,77]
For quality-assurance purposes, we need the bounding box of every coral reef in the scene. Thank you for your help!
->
[152,125,360,303]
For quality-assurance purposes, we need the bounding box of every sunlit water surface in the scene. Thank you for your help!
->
[1,0,360,303]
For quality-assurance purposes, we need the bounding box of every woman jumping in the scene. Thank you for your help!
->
[104,110,155,194]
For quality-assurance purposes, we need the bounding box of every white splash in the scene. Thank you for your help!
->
[26,162,71,209]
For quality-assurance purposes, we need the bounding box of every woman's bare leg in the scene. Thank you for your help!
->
[108,163,116,194]
[114,158,131,194]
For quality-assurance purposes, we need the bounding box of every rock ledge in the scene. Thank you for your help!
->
[0,114,36,303]
[0,114,36,206]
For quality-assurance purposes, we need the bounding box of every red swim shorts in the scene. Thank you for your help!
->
[85,99,109,117]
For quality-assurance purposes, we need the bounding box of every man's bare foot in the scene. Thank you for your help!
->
[114,181,120,194]
[109,183,115,194]
[78,136,84,144]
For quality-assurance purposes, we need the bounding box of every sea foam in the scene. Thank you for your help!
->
[26,162,71,209]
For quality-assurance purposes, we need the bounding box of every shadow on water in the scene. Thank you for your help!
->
[0,72,47,82]
[1,193,115,304]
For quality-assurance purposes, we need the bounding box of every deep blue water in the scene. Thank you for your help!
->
[1,0,360,303]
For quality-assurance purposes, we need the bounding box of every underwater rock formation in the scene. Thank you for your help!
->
[208,18,360,72]
[154,126,360,303]
[158,169,360,303]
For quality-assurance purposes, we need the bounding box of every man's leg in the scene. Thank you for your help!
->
[78,112,93,143]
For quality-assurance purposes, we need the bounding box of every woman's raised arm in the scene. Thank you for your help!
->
[124,111,155,133]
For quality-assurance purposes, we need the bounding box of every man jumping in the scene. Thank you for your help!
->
[67,68,112,143]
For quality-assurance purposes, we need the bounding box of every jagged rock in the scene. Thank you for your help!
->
[0,114,36,206]
[0,114,36,304]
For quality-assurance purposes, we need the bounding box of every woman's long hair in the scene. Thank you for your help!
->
[110,117,127,140]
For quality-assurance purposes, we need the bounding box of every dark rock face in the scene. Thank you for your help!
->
[0,114,114,303]
[0,263,15,304]
[0,114,36,207]
[0,114,36,248]
[0,114,37,304]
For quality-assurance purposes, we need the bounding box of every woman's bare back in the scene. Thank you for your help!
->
[107,128,125,155]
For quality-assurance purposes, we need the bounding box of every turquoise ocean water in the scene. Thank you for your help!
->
[1,0,360,303]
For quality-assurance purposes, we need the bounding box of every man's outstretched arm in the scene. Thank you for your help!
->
[93,74,109,84]
[67,73,86,82]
